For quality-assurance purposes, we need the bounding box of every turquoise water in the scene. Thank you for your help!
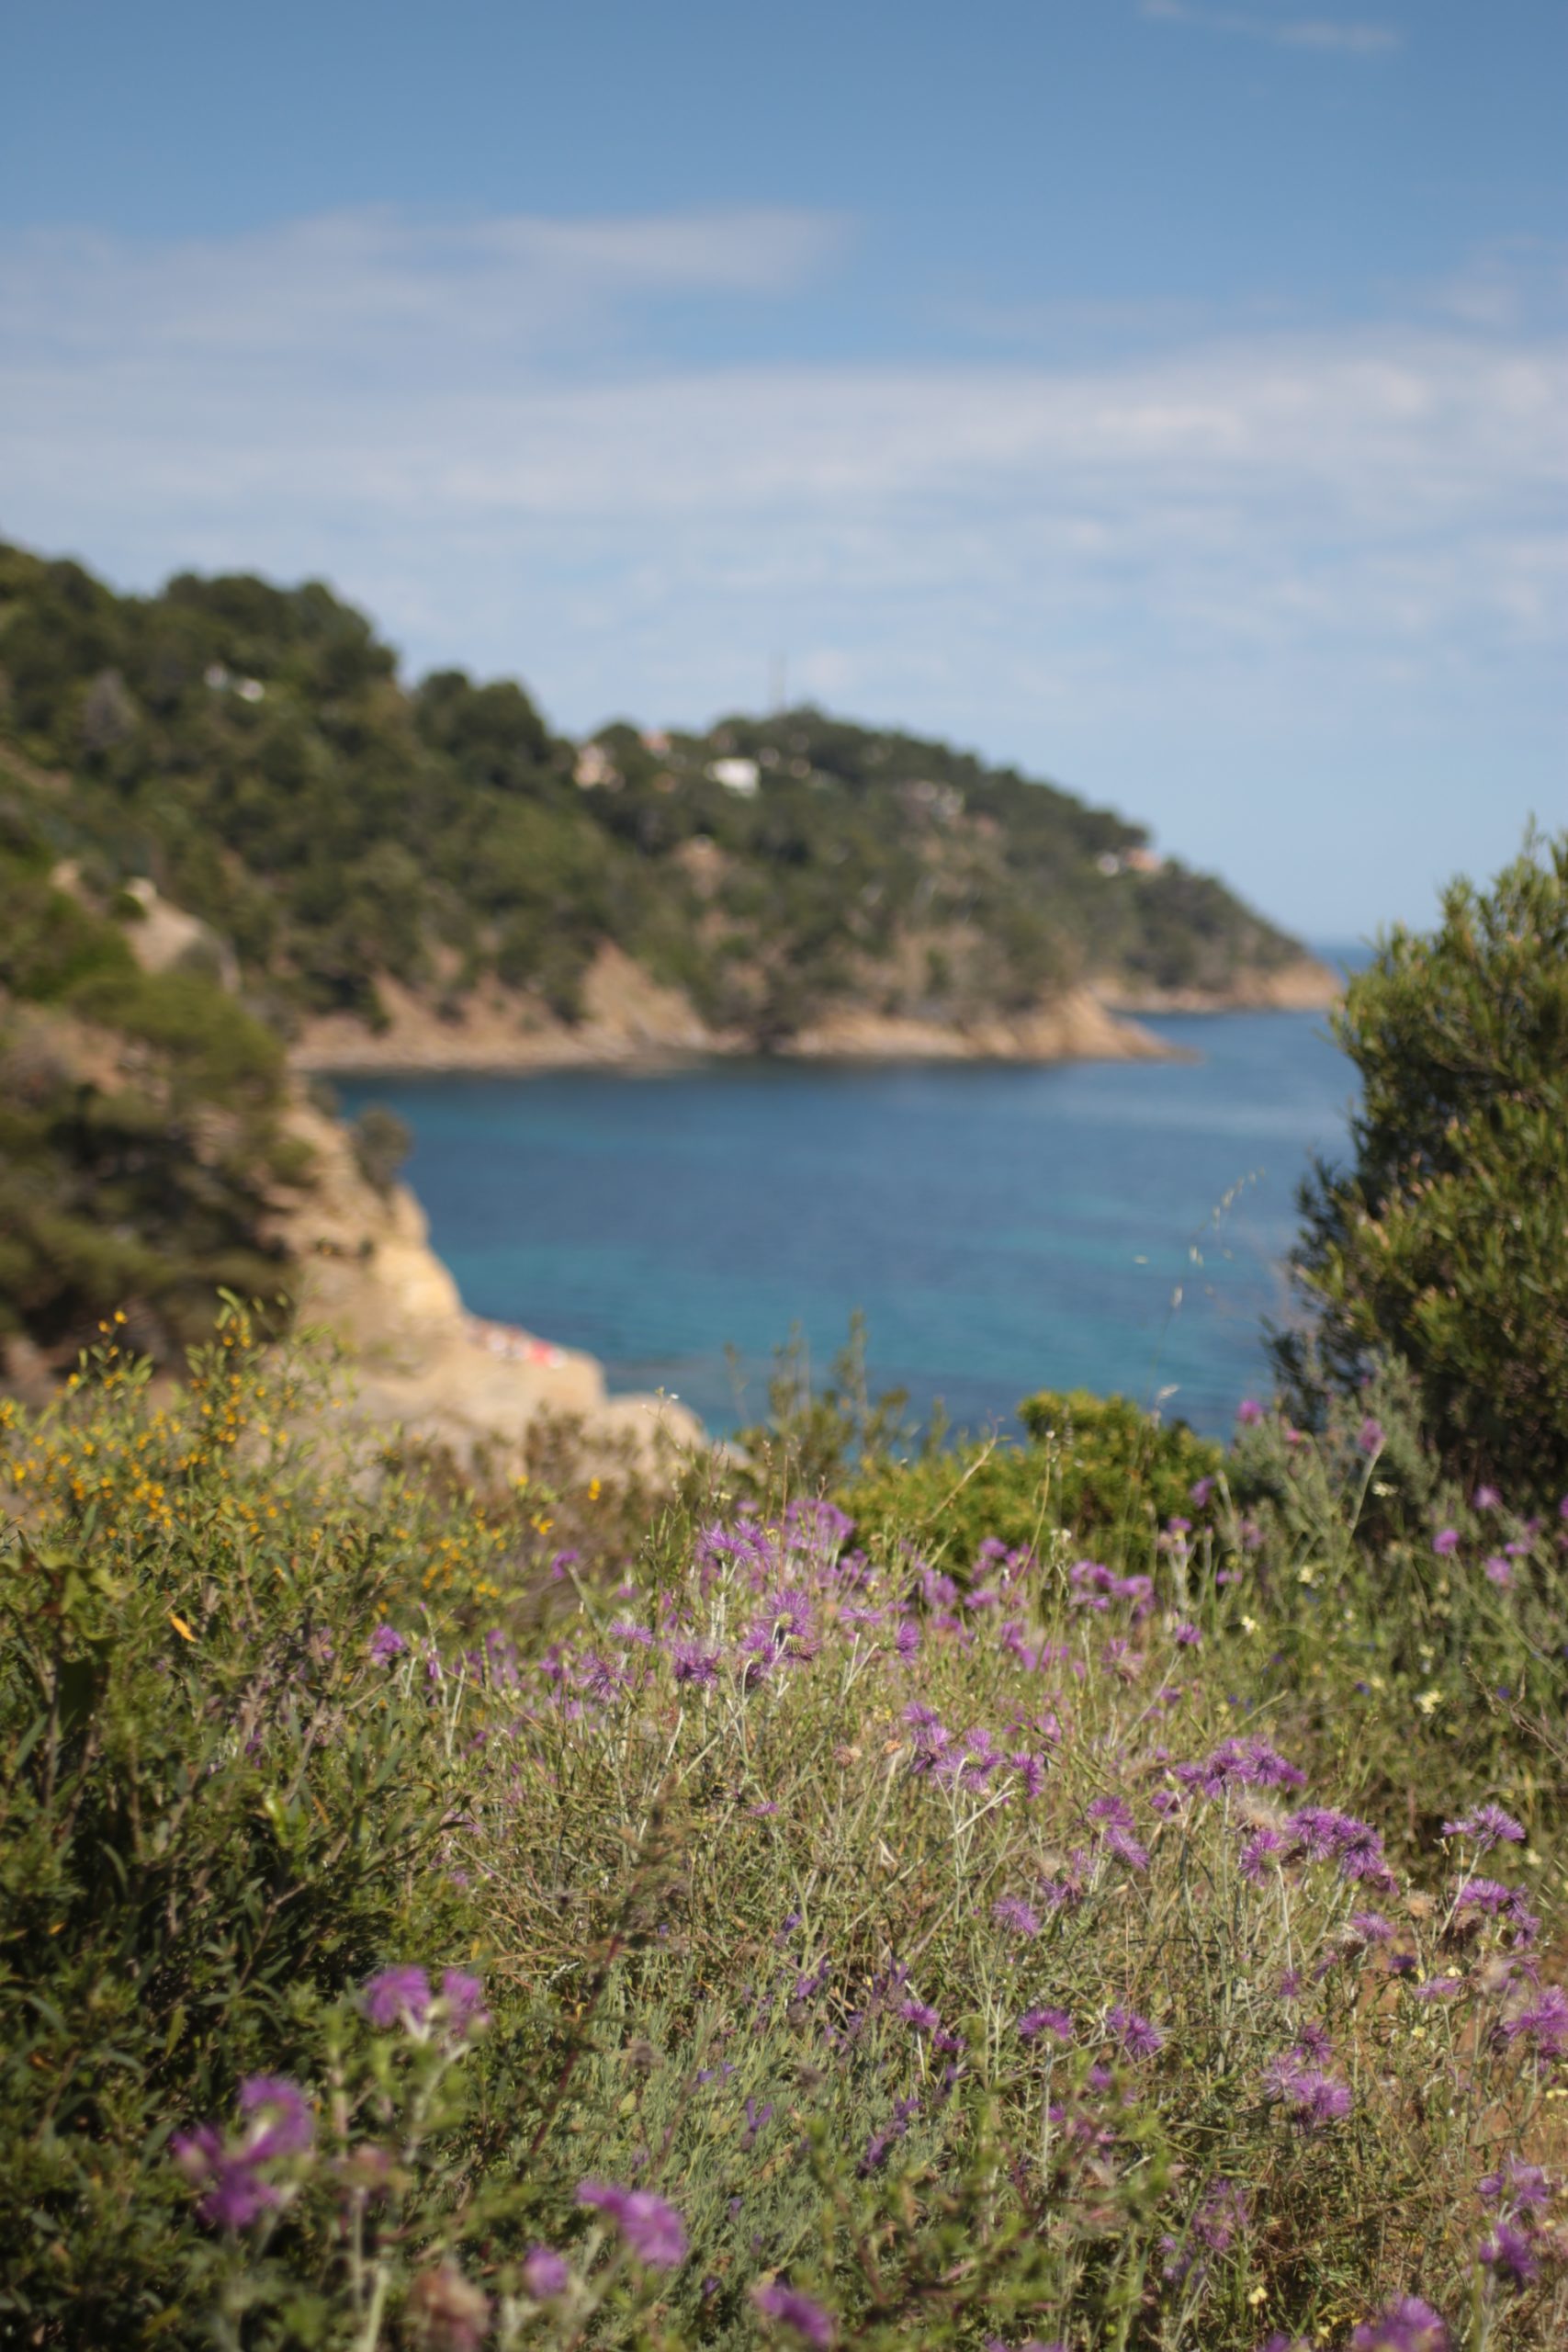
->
[338,1003,1357,1439]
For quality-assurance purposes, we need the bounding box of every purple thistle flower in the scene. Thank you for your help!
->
[238,2076,313,2159]
[1173,1621,1202,1648]
[1432,1528,1461,1557]
[363,1964,433,2030]
[1103,1823,1151,1871]
[1284,1805,1393,1888]
[1484,1555,1515,1588]
[1473,1484,1502,1510]
[522,2246,570,2300]
[576,2181,686,2268]
[1479,2222,1539,2288]
[1478,2156,1551,2213]
[993,1895,1042,1939]
[1191,2177,1249,2253]
[171,2126,278,2230]
[1183,1736,1307,1795]
[1348,1909,1395,1944]
[439,1969,490,2041]
[1190,1475,1216,1507]
[753,2283,834,2347]
[1359,1417,1385,1454]
[897,1998,942,2033]
[1441,1804,1525,1851]
[1107,2004,1164,2060]
[1239,1826,1286,1883]
[671,1638,720,1689]
[1495,1983,1568,2058]
[368,1623,406,1663]
[1349,2301,1450,2352]
[1236,1398,1265,1425]
[1262,2052,1351,2128]
[1018,2006,1075,2043]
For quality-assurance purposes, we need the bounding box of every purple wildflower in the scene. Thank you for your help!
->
[522,2246,570,2300]
[439,1969,490,2041]
[1432,1528,1461,1557]
[753,2284,834,2347]
[363,1965,433,2030]
[1495,1984,1568,2059]
[1184,1736,1307,1795]
[1190,1475,1216,1507]
[992,1895,1042,1938]
[1103,1823,1151,1871]
[1284,1805,1393,1887]
[1349,2301,1450,2352]
[1473,1484,1502,1510]
[1240,1826,1286,1883]
[1452,1878,1540,1943]
[1236,1398,1265,1425]
[1479,2222,1539,2288]
[1442,1804,1525,1851]
[576,2181,687,2268]
[1359,1417,1385,1454]
[671,1638,720,1689]
[1107,2005,1164,2060]
[1348,1910,1395,1945]
[171,2126,278,2230]
[239,2076,314,2159]
[368,1623,406,1662]
[1478,2156,1551,2213]
[1484,1555,1515,1588]
[897,1998,942,2033]
[1262,2052,1351,2127]
[1017,2006,1074,2043]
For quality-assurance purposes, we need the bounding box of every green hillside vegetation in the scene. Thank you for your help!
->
[0,837,304,1364]
[0,541,1305,1046]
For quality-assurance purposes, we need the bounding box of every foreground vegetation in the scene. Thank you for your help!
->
[2,1305,1565,2350]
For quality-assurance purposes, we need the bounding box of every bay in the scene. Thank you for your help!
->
[338,990,1359,1441]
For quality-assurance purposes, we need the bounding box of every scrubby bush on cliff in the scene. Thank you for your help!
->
[4,1311,1567,2346]
[1273,835,1568,1498]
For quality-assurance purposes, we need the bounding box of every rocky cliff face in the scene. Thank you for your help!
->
[270,1098,704,1472]
[1095,955,1340,1015]
[288,947,1174,1074]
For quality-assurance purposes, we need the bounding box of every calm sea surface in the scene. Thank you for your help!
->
[338,986,1361,1441]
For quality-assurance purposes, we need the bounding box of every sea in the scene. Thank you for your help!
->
[337,956,1367,1442]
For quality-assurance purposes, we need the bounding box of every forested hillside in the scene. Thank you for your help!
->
[0,542,1308,1048]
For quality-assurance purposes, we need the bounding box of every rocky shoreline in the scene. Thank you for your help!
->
[270,1096,705,1474]
[283,946,1259,1079]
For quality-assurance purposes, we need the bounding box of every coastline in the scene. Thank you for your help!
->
[284,949,1249,1080]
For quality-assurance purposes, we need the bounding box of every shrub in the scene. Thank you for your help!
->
[1274,835,1568,1498]
[845,1389,1222,1574]
[5,1315,1566,2346]
[350,1103,413,1196]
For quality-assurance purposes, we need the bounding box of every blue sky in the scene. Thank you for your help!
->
[3,0,1563,935]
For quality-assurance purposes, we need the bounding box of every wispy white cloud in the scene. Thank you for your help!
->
[0,205,1562,928]
[0,206,845,374]
[1139,1,1401,56]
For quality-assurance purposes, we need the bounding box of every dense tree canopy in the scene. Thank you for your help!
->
[1274,835,1568,1493]
[0,540,1306,1044]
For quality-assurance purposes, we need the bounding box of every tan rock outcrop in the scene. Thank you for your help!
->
[1096,956,1341,1015]
[272,1098,702,1473]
